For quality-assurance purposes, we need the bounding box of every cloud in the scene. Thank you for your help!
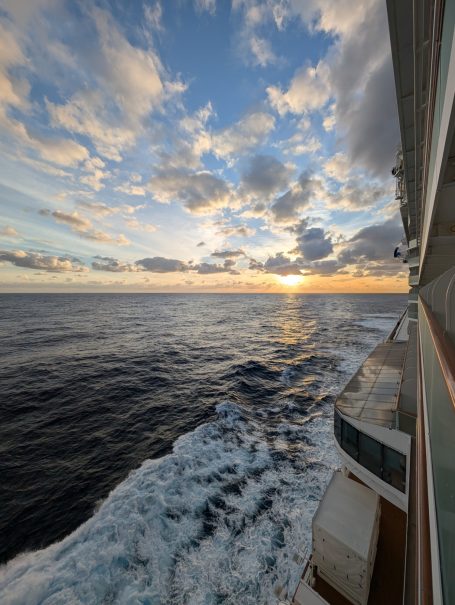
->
[74,201,118,218]
[262,0,397,176]
[241,202,267,218]
[292,220,333,261]
[279,133,321,156]
[211,112,275,159]
[144,2,164,32]
[136,257,189,272]
[0,226,19,237]
[267,62,331,115]
[148,168,232,214]
[270,170,324,223]
[337,217,404,265]
[93,254,240,276]
[46,92,135,163]
[0,250,87,272]
[39,209,130,246]
[44,7,184,163]
[92,7,163,121]
[75,201,141,218]
[0,21,29,113]
[302,259,346,276]
[323,153,350,181]
[337,57,398,177]
[327,179,391,211]
[115,183,147,196]
[231,2,278,67]
[263,253,302,276]
[40,209,91,231]
[249,35,277,67]
[241,154,292,198]
[28,135,90,167]
[80,156,110,191]
[92,256,138,272]
[195,260,235,274]
[194,0,216,15]
[83,231,130,246]
[125,219,157,233]
[216,223,256,238]
[211,249,245,259]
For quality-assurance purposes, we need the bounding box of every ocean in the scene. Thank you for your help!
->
[0,293,406,604]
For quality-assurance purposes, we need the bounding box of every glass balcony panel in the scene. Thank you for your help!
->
[358,432,382,477]
[419,300,455,604]
[341,421,359,461]
[382,446,406,493]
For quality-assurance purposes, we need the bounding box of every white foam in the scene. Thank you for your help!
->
[354,313,400,333]
[0,401,339,605]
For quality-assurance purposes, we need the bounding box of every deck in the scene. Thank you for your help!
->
[292,473,407,605]
[335,342,407,427]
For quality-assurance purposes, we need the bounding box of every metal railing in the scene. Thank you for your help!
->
[420,298,455,409]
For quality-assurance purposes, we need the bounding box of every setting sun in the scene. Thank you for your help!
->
[278,274,303,287]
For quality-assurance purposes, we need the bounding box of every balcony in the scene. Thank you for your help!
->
[335,341,407,428]
[418,268,455,605]
[333,337,412,510]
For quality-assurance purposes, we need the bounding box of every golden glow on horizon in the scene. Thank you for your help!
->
[277,274,303,287]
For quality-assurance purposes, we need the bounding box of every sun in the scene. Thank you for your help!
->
[278,274,303,287]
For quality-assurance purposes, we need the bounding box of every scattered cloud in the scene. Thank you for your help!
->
[136,256,189,272]
[270,170,324,223]
[216,223,256,238]
[267,62,331,115]
[194,0,216,15]
[195,260,236,274]
[39,209,130,246]
[241,154,292,198]
[0,250,87,272]
[291,219,333,261]
[211,112,275,160]
[0,226,19,238]
[148,168,232,214]
[211,249,245,259]
[338,217,404,265]
[92,256,138,272]
[263,253,302,276]
[124,219,157,233]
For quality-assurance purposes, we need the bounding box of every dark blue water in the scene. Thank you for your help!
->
[0,293,406,604]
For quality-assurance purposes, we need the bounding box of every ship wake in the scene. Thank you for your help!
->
[0,398,338,605]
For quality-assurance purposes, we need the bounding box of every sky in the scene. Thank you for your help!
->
[0,0,408,293]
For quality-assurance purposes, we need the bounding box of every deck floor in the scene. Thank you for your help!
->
[336,342,407,427]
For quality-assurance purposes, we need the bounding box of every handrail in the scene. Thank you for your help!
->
[419,297,455,409]
[416,339,433,604]
[386,308,408,342]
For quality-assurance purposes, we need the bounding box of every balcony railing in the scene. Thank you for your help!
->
[334,410,407,493]
[418,296,455,604]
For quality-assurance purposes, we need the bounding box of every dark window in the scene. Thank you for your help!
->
[342,421,358,461]
[334,411,342,445]
[358,432,382,477]
[383,446,406,493]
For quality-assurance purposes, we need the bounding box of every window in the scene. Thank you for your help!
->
[358,432,382,477]
[382,446,406,492]
[342,421,359,461]
[335,411,406,493]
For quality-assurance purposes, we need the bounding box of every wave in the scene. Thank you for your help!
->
[0,400,338,605]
